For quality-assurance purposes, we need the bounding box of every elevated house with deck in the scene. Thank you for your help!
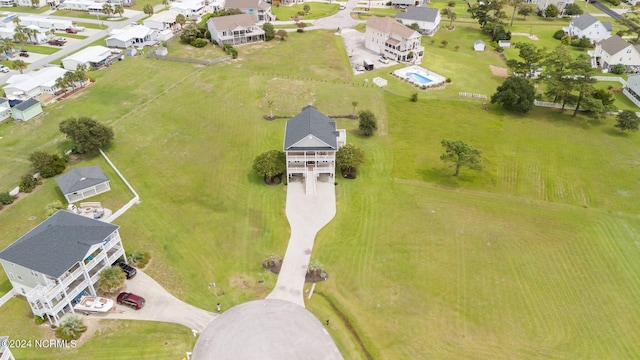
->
[0,211,127,326]
[283,106,346,195]
[592,35,640,72]
[207,13,264,46]
[365,16,424,64]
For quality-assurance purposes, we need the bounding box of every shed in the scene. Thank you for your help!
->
[474,40,485,51]
[155,46,168,56]
[126,47,137,56]
[55,166,111,203]
[11,98,42,121]
[498,40,510,48]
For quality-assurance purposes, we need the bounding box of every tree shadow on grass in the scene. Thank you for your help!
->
[416,167,464,188]
[602,127,628,137]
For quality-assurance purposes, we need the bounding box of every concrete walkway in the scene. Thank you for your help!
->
[91,271,217,332]
[266,179,336,307]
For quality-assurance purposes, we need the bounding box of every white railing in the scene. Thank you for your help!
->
[0,289,14,307]
[623,88,640,108]
[593,76,626,86]
[100,149,140,223]
[534,100,578,110]
[458,92,487,99]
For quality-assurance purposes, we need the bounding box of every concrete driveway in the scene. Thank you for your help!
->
[340,28,396,74]
[91,271,217,332]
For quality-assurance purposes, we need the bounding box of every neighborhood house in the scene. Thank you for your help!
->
[395,6,441,36]
[106,24,158,49]
[623,73,640,108]
[143,10,180,30]
[3,67,69,99]
[224,0,273,22]
[55,166,111,203]
[207,13,264,46]
[592,35,640,71]
[365,16,424,64]
[0,211,127,326]
[283,106,346,196]
[564,13,611,43]
[62,46,114,71]
[10,98,42,121]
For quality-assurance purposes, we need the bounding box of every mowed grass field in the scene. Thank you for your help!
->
[0,24,639,359]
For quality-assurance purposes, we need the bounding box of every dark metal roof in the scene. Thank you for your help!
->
[0,211,119,278]
[12,98,40,111]
[396,6,439,22]
[283,106,338,151]
[55,166,109,195]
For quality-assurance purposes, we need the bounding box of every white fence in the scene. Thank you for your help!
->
[592,76,626,86]
[458,92,488,100]
[99,149,140,224]
[0,289,14,308]
[8,186,19,197]
[534,100,578,110]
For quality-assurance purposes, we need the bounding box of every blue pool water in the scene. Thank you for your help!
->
[406,72,432,85]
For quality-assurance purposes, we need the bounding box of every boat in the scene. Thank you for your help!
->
[74,296,114,313]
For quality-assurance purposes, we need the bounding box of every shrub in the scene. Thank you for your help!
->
[190,38,207,47]
[55,316,87,341]
[553,30,565,40]
[97,266,126,294]
[410,92,418,102]
[607,0,620,5]
[446,78,452,83]
[0,192,15,205]
[19,173,40,193]
[297,28,304,33]
[29,152,67,178]
[45,201,64,217]
[34,315,48,325]
[297,10,305,16]
[611,64,626,74]
[127,251,151,268]
[544,4,559,17]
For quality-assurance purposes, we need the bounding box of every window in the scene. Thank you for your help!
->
[9,272,15,280]
[17,275,23,281]
[30,270,38,277]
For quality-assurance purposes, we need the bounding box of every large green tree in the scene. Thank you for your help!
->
[358,110,378,136]
[615,110,639,132]
[143,3,154,15]
[336,144,365,178]
[506,42,545,78]
[491,76,536,113]
[11,59,27,74]
[97,266,126,294]
[29,151,67,178]
[252,150,286,184]
[262,22,275,41]
[541,45,574,112]
[440,140,483,177]
[468,0,508,39]
[59,117,114,154]
[570,54,597,117]
[517,4,534,20]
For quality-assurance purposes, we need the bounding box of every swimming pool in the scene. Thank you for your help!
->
[406,72,432,86]
[393,66,446,87]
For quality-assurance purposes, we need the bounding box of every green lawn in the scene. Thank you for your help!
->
[13,5,49,13]
[73,21,104,30]
[164,37,229,60]
[272,3,339,21]
[53,33,89,39]
[51,10,112,21]
[1,24,640,360]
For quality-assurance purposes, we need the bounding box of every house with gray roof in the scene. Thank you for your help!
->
[0,97,10,123]
[396,6,441,36]
[565,13,611,43]
[10,98,42,121]
[207,13,264,46]
[224,0,273,21]
[283,106,346,195]
[0,211,126,326]
[0,336,15,360]
[593,35,640,71]
[623,73,640,108]
[55,166,111,203]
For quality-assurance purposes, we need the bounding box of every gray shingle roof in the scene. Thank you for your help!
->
[598,35,632,55]
[283,106,338,151]
[396,6,439,22]
[12,98,39,112]
[55,166,109,195]
[603,22,612,32]
[571,13,598,30]
[0,211,119,278]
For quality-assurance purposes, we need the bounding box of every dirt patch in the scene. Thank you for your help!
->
[489,65,508,79]
[305,269,328,283]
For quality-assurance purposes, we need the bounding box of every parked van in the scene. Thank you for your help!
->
[363,59,374,71]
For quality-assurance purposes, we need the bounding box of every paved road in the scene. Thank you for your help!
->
[192,299,343,360]
[89,270,218,332]
[590,1,624,21]
[266,179,336,307]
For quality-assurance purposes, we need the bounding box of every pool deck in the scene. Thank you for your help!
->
[393,65,446,86]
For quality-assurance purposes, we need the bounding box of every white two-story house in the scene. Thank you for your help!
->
[593,35,640,72]
[535,0,574,15]
[0,211,127,326]
[623,74,640,108]
[564,13,611,43]
[284,106,346,196]
[365,16,424,63]
[207,13,264,46]
[396,6,440,36]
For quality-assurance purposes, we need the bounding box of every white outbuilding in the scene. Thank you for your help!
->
[62,46,112,71]
[474,40,485,51]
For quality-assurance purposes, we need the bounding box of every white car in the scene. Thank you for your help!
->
[0,65,9,73]
[339,3,346,9]
[378,56,389,64]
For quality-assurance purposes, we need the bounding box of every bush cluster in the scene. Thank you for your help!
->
[190,38,207,48]
[127,251,151,268]
[224,43,238,59]
[0,192,15,205]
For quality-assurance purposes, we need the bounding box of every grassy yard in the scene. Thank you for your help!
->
[53,33,89,40]
[13,5,49,13]
[51,10,113,21]
[73,21,104,30]
[272,3,339,21]
[0,22,640,360]
[164,37,229,60]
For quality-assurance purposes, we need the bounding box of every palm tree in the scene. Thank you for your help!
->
[97,266,125,294]
[0,38,13,56]
[162,0,168,8]
[12,16,20,26]
[143,3,154,15]
[11,60,27,74]
[175,13,186,29]
[351,101,359,116]
[54,76,68,94]
[114,4,124,17]
[102,3,113,17]
[13,27,28,50]
[63,71,78,90]
[55,316,87,341]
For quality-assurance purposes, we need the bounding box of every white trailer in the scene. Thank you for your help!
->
[18,16,73,30]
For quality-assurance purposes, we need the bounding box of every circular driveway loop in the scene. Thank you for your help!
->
[193,299,343,360]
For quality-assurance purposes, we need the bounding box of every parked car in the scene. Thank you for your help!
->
[48,39,65,46]
[378,56,389,64]
[19,50,29,57]
[339,3,346,9]
[116,292,145,309]
[0,65,9,73]
[118,262,137,279]
[65,28,78,34]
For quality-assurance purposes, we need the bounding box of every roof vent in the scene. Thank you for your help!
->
[80,177,86,181]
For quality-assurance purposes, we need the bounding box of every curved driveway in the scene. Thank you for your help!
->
[93,271,217,332]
